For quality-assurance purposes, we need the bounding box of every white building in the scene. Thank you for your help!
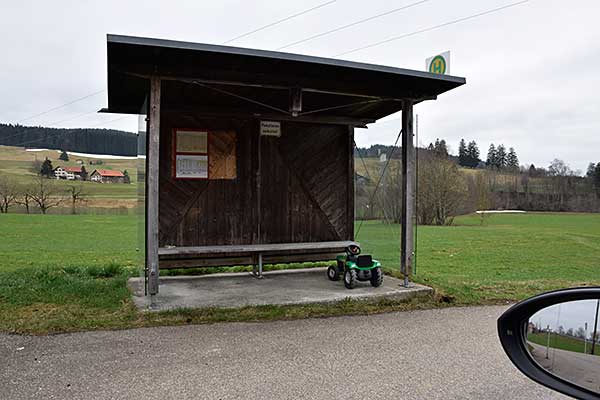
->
[53,167,75,180]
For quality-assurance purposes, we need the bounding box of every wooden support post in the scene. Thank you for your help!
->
[348,126,355,240]
[253,122,263,279]
[147,76,161,297]
[400,100,414,287]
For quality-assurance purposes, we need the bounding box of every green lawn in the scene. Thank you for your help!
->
[357,213,600,304]
[0,214,138,272]
[528,332,600,355]
[0,212,599,333]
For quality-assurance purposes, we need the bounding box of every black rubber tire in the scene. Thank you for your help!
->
[344,269,358,289]
[327,265,340,281]
[370,267,384,287]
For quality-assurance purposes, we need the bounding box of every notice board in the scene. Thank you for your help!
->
[173,129,236,180]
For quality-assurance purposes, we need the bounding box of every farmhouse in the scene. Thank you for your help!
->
[53,166,76,180]
[90,169,125,183]
[101,34,465,297]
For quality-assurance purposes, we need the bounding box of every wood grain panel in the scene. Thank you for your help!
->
[158,113,353,249]
[209,131,237,179]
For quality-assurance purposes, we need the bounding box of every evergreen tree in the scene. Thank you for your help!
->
[80,165,88,181]
[496,145,507,169]
[506,147,519,171]
[486,144,497,168]
[458,139,467,166]
[594,162,600,189]
[433,138,448,158]
[123,170,131,184]
[466,141,480,168]
[40,158,53,178]
[59,150,69,162]
[587,163,597,179]
[528,164,537,176]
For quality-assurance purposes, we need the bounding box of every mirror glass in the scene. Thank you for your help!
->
[527,299,600,394]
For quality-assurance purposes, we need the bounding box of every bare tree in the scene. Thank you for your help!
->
[378,162,403,223]
[68,184,87,214]
[30,176,62,214]
[417,154,466,225]
[15,184,34,214]
[474,172,493,225]
[30,159,43,176]
[547,159,575,209]
[548,159,573,177]
[0,176,18,213]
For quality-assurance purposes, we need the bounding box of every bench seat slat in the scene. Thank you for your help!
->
[158,241,358,257]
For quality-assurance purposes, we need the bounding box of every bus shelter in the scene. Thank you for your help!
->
[102,34,466,298]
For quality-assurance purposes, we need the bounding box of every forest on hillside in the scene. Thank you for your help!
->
[0,124,137,156]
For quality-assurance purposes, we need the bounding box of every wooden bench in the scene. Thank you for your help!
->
[158,241,358,277]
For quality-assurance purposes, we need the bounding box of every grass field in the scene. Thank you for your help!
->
[528,332,600,356]
[358,213,600,303]
[0,212,599,333]
[0,145,138,210]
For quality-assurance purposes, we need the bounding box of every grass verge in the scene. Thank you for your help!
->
[528,332,600,356]
[1,212,599,334]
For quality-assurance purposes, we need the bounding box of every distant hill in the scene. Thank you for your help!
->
[355,144,460,164]
[0,123,137,156]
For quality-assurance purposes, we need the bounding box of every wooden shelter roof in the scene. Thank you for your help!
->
[103,34,466,125]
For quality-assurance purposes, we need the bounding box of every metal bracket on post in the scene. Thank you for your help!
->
[400,99,415,288]
[251,253,264,279]
[290,87,302,117]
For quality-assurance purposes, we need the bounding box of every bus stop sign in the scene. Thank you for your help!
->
[426,51,450,75]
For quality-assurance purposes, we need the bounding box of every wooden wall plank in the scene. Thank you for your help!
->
[157,109,353,248]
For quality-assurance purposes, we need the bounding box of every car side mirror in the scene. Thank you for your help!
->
[498,288,600,400]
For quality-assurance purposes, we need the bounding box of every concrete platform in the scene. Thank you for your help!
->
[128,267,432,311]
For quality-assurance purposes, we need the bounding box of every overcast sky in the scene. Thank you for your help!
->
[1,0,598,172]
[532,300,599,335]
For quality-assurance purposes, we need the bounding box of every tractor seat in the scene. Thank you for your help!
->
[356,255,373,267]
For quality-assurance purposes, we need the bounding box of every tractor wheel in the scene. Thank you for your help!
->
[370,267,384,287]
[327,265,340,281]
[344,269,358,289]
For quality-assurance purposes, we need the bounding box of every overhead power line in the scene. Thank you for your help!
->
[335,0,529,57]
[48,110,99,127]
[1,110,101,143]
[9,2,338,127]
[15,89,105,124]
[9,115,133,148]
[90,115,130,128]
[277,0,431,51]
[222,0,337,44]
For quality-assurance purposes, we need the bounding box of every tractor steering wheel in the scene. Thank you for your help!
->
[347,245,361,255]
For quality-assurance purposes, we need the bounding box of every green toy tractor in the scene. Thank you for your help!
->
[327,244,383,289]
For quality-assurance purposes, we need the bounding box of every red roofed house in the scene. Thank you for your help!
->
[90,169,125,184]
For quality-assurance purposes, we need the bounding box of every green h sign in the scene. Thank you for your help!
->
[426,52,450,75]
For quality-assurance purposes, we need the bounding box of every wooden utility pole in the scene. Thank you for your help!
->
[147,76,161,299]
[400,100,414,287]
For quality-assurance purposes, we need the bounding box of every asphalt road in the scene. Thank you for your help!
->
[530,341,600,393]
[1,306,567,400]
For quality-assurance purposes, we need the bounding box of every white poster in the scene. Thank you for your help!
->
[175,155,208,178]
[260,121,281,137]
